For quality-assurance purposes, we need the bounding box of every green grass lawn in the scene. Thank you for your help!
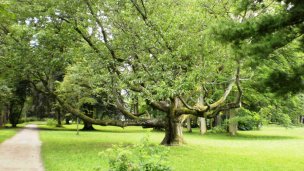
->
[0,124,25,143]
[0,128,18,143]
[39,124,304,171]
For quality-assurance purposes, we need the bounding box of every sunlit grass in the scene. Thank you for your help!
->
[0,123,25,143]
[39,124,304,171]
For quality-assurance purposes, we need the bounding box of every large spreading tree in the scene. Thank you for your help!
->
[0,0,243,145]
[3,0,302,146]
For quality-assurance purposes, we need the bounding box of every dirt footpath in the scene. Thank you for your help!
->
[0,124,44,171]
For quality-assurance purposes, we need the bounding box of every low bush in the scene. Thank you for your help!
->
[19,117,39,123]
[46,118,57,127]
[98,135,171,171]
[236,108,262,130]
[209,125,227,133]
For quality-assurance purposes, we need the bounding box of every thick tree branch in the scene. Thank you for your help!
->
[85,0,124,62]
[45,90,165,128]
[115,99,140,120]
[175,66,242,116]
[178,96,195,110]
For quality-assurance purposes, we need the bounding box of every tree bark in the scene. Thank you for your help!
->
[0,105,4,128]
[228,110,237,136]
[213,115,222,127]
[65,118,70,124]
[82,104,95,131]
[187,117,192,133]
[8,103,22,128]
[0,109,3,128]
[161,118,184,145]
[161,98,184,146]
[198,117,207,135]
[56,109,62,127]
[82,112,95,130]
[82,121,95,130]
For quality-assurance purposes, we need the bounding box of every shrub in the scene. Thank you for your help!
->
[209,125,226,133]
[259,106,292,127]
[98,135,171,171]
[236,108,262,130]
[19,117,39,123]
[46,118,57,127]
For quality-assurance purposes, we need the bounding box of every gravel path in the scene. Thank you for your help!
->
[0,124,44,171]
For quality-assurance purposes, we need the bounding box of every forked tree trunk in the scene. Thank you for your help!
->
[198,117,207,135]
[161,98,184,146]
[161,117,184,145]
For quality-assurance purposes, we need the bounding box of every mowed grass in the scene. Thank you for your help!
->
[0,124,25,143]
[0,129,18,143]
[39,124,304,171]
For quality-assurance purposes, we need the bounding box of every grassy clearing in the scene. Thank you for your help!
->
[39,124,304,171]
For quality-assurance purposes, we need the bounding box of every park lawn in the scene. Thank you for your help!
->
[39,124,304,171]
[0,124,25,143]
[0,128,18,143]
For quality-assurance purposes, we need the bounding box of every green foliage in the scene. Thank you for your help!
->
[236,108,262,130]
[265,64,304,95]
[98,135,171,171]
[0,82,12,103]
[46,118,57,127]
[274,113,292,127]
[259,106,291,127]
[212,0,304,95]
[209,125,227,133]
[19,117,39,123]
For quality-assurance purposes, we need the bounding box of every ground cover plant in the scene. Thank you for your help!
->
[39,124,304,171]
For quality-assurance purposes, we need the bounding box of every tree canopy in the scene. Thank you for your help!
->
[0,0,303,145]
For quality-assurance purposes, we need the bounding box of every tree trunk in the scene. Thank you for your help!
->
[82,121,95,130]
[8,103,21,128]
[0,105,4,128]
[161,118,184,145]
[213,115,222,127]
[133,97,139,114]
[161,98,184,146]
[56,109,62,127]
[65,118,70,124]
[198,117,207,135]
[82,104,95,131]
[229,110,237,136]
[187,117,192,133]
[0,109,3,128]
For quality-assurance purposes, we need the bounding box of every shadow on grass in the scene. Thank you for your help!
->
[1,125,25,130]
[232,134,300,140]
[197,132,300,140]
[36,126,151,134]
